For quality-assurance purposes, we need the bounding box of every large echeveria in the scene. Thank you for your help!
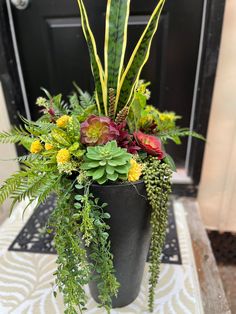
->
[81,141,132,184]
[80,115,119,146]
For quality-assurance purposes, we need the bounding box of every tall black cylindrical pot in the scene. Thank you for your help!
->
[89,180,151,308]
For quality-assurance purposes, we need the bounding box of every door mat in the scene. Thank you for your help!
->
[0,200,203,314]
[208,230,236,264]
[8,195,181,265]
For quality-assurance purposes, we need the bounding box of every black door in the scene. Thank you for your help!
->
[10,0,204,169]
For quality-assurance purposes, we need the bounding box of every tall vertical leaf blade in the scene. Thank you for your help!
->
[115,0,165,112]
[104,0,130,103]
[77,0,106,114]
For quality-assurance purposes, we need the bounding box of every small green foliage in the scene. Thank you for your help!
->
[49,180,119,314]
[74,183,119,312]
[81,141,132,184]
[52,128,72,147]
[69,84,97,120]
[143,157,172,312]
[39,88,70,116]
[49,180,91,314]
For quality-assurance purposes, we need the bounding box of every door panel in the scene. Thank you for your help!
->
[12,0,204,168]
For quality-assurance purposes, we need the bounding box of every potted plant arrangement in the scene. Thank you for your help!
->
[0,0,203,313]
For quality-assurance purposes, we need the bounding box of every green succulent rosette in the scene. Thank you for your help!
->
[81,141,132,184]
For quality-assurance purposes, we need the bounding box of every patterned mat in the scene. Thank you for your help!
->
[0,201,203,313]
[8,196,182,265]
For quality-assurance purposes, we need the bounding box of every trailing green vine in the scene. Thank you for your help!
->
[49,179,91,314]
[49,178,119,314]
[74,182,120,313]
[143,157,172,312]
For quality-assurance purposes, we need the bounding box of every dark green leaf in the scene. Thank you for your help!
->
[163,154,176,172]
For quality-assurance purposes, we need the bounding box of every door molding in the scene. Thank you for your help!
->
[0,0,26,125]
[187,0,226,187]
[0,0,226,195]
[6,0,31,120]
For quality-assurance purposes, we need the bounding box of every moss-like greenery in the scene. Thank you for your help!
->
[143,157,172,312]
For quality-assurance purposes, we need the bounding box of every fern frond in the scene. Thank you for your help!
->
[19,115,55,136]
[52,94,69,115]
[17,154,41,162]
[0,126,31,144]
[158,128,205,144]
[7,172,60,214]
[0,171,28,205]
[36,174,61,206]
[10,173,49,203]
[73,82,94,108]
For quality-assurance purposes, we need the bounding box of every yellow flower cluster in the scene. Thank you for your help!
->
[159,112,176,122]
[45,143,54,150]
[56,149,70,164]
[128,159,142,182]
[30,140,43,154]
[138,114,154,128]
[56,115,70,128]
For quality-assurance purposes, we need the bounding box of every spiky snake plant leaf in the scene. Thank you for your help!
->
[115,0,165,112]
[76,0,106,115]
[76,0,166,118]
[104,0,130,105]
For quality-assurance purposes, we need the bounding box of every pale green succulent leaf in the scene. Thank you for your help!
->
[97,175,108,185]
[93,167,105,180]
[106,165,115,175]
[106,172,119,181]
[115,165,130,174]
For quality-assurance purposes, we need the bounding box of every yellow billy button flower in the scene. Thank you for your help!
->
[128,159,142,182]
[45,143,54,151]
[56,115,70,128]
[56,149,70,164]
[30,140,43,154]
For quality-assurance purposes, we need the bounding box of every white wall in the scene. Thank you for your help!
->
[198,0,236,232]
[0,82,19,222]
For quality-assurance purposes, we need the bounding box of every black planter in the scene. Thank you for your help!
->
[89,180,151,308]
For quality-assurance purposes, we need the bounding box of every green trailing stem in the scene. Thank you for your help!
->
[143,157,172,312]
[49,181,90,314]
[73,182,119,312]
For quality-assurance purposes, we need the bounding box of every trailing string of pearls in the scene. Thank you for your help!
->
[143,157,172,312]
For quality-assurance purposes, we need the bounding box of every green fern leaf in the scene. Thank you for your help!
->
[158,128,205,144]
[0,171,28,205]
[0,126,31,144]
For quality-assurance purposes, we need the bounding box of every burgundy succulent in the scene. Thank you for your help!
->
[80,115,119,146]
[116,122,141,154]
